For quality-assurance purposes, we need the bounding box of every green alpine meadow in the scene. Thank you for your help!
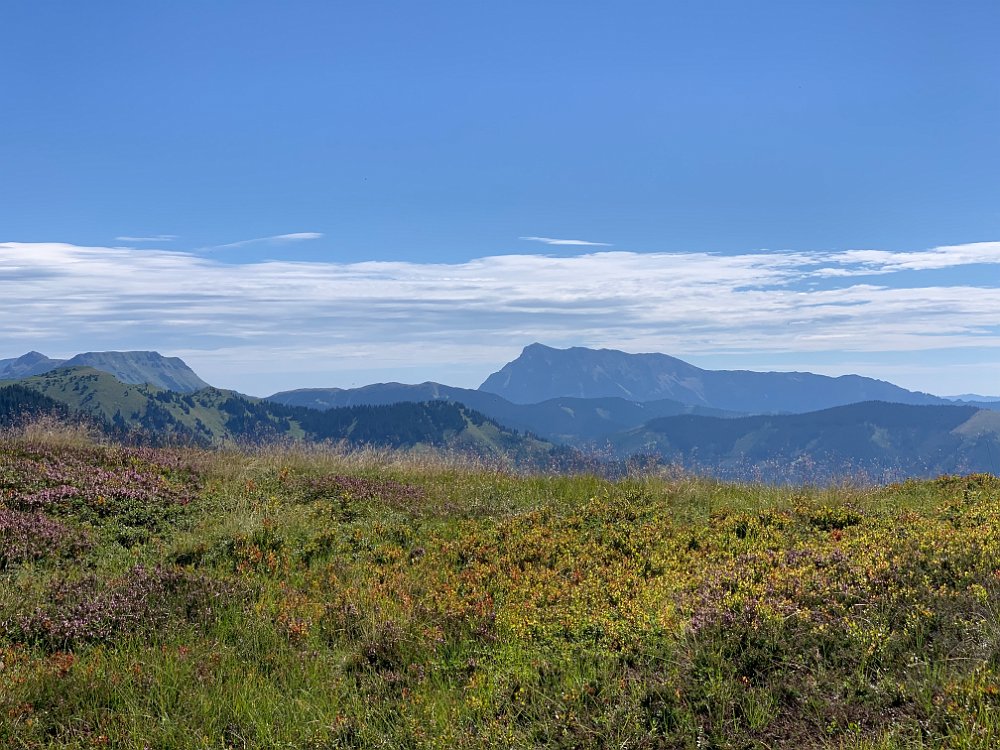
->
[4,419,1000,748]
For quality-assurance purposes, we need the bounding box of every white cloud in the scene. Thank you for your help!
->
[814,241,1000,276]
[519,236,612,246]
[1,240,999,393]
[115,235,177,242]
[202,232,324,251]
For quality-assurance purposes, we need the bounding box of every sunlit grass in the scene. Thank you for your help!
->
[2,421,1000,748]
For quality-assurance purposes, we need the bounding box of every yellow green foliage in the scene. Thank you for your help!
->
[3,430,1000,748]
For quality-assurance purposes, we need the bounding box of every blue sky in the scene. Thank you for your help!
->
[2,2,999,396]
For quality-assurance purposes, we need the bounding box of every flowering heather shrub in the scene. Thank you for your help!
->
[8,565,235,650]
[0,508,90,568]
[7,449,1000,748]
[0,440,201,527]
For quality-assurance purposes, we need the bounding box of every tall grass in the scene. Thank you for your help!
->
[3,412,99,448]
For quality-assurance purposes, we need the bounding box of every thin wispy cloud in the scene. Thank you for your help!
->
[202,232,324,251]
[116,235,177,243]
[520,236,612,247]
[2,240,999,393]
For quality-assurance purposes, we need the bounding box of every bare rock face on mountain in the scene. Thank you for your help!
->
[61,352,210,393]
[0,351,209,393]
[478,343,947,413]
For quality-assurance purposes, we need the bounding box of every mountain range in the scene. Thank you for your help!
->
[267,382,734,445]
[269,343,998,445]
[1,344,998,481]
[0,367,554,464]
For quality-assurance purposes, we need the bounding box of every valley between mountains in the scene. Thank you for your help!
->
[2,344,999,482]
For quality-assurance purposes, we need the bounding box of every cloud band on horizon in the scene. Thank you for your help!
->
[1,240,999,392]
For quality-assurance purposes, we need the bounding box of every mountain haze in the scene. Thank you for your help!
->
[480,343,949,413]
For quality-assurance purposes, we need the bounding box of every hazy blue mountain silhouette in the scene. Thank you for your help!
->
[267,382,733,443]
[0,351,67,379]
[479,343,949,413]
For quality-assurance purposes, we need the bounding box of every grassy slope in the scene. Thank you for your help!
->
[6,367,247,440]
[3,428,1000,748]
[6,369,551,461]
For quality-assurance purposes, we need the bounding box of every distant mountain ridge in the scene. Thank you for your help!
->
[267,382,734,444]
[0,351,66,379]
[7,366,998,484]
[4,360,999,483]
[0,350,208,393]
[479,343,950,413]
[612,401,1000,483]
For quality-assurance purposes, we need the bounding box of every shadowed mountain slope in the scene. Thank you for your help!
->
[0,384,72,423]
[613,401,1000,482]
